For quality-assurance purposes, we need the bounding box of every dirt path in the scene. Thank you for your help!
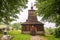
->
[30,35,40,40]
[40,36,47,40]
[30,35,47,40]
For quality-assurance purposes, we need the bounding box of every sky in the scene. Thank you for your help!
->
[11,0,56,28]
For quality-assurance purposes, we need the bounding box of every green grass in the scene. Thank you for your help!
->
[0,34,3,38]
[0,33,3,40]
[8,30,30,40]
[45,34,60,40]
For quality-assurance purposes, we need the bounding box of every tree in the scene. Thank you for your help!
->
[35,0,60,26]
[0,0,28,24]
[10,23,22,30]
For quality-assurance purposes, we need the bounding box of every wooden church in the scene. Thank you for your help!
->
[21,5,44,35]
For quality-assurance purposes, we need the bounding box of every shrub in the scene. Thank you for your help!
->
[54,27,60,38]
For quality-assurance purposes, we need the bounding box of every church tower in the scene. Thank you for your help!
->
[26,4,37,23]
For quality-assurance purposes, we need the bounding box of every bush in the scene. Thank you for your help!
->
[0,30,3,34]
[45,27,55,35]
[54,27,60,38]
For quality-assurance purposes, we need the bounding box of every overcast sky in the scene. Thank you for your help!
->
[11,0,56,28]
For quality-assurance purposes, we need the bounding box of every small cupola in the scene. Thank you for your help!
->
[31,3,33,9]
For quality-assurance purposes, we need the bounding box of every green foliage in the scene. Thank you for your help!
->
[0,34,3,38]
[0,30,3,34]
[10,23,22,30]
[45,34,60,40]
[0,0,28,24]
[35,0,60,26]
[8,30,30,40]
[54,27,60,38]
[45,27,54,35]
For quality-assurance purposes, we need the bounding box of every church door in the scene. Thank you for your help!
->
[30,26,37,35]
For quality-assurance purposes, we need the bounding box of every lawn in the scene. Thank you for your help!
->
[0,34,3,38]
[44,34,60,40]
[8,30,30,40]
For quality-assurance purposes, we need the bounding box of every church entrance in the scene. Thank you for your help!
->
[30,26,37,35]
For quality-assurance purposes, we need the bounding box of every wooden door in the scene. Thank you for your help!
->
[30,26,37,35]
